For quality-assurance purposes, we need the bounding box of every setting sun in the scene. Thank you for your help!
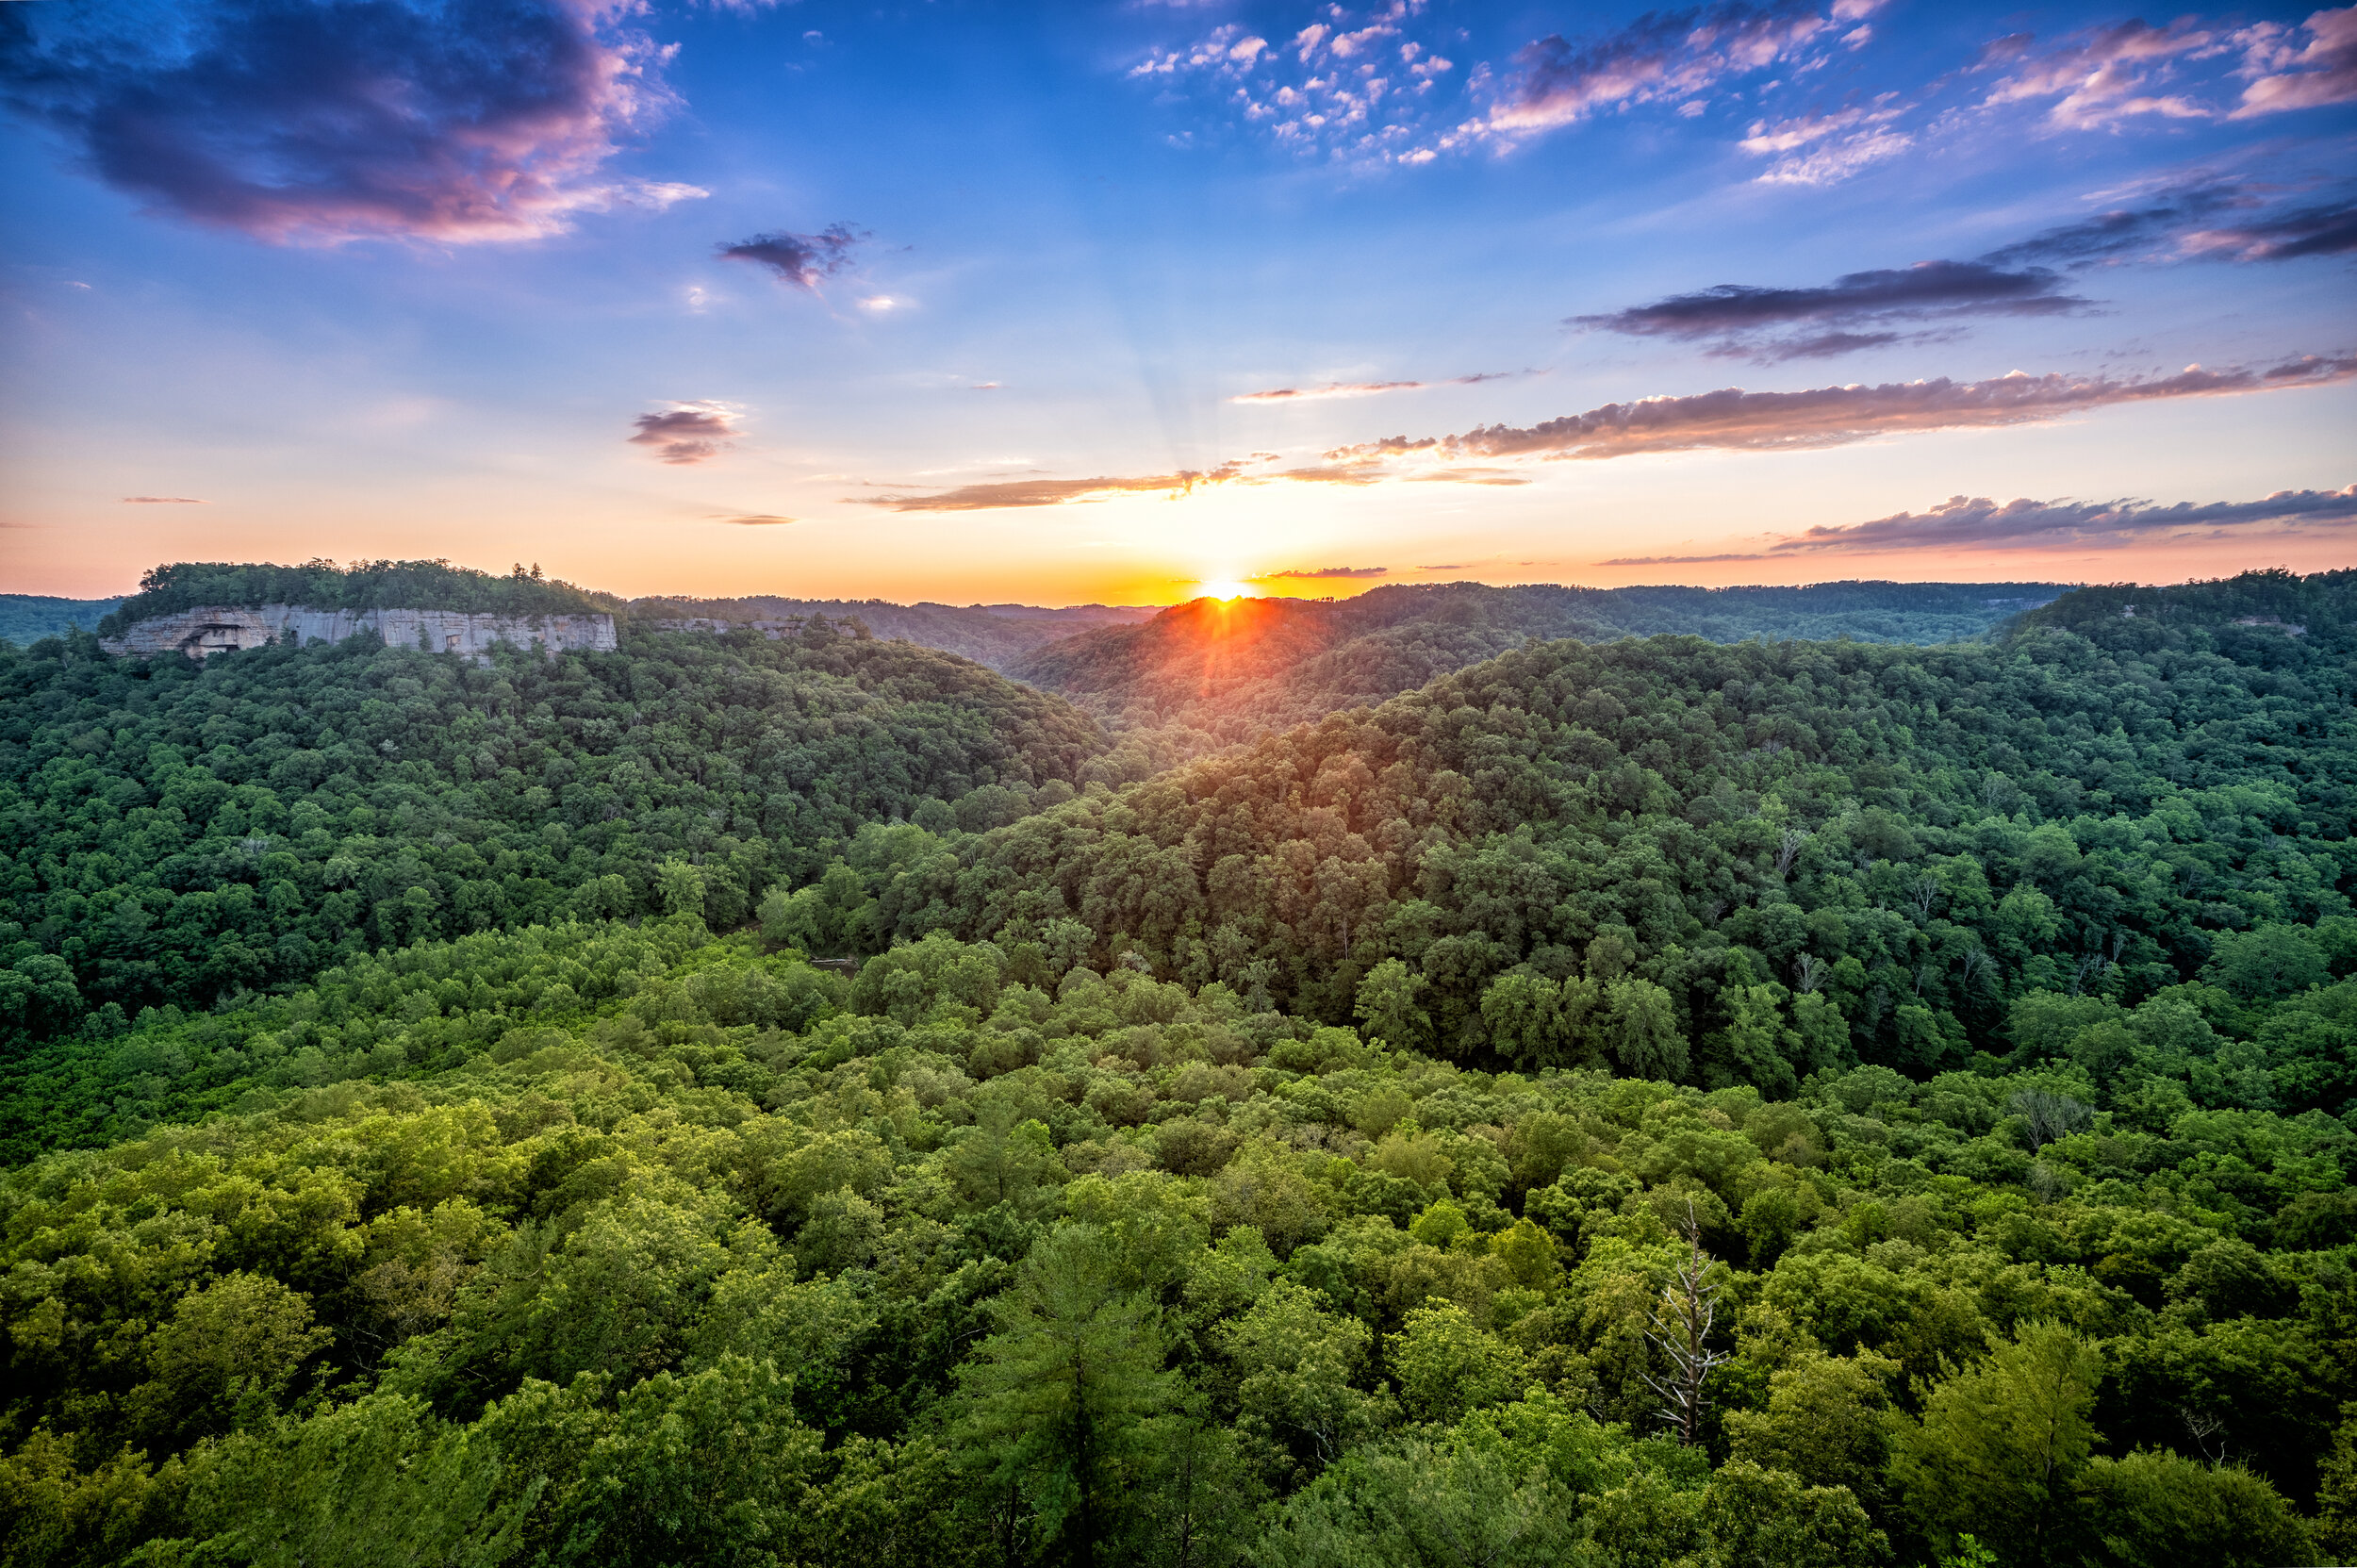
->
[1195,580,1251,602]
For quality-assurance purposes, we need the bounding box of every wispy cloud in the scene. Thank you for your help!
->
[1333,353,2357,463]
[864,352,2353,514]
[1402,467,1533,486]
[2181,197,2357,260]
[1250,565,1389,581]
[2231,6,2357,117]
[1976,19,2220,130]
[0,0,696,243]
[1230,371,1524,403]
[851,467,1241,512]
[717,513,794,525]
[1481,1,1881,137]
[1574,259,2085,361]
[628,402,742,465]
[1963,8,2357,132]
[1603,483,2357,562]
[717,224,865,289]
[121,496,207,503]
[1739,101,1912,186]
[1231,380,1425,404]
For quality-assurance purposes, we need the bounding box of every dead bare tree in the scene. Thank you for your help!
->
[2179,1406,2229,1467]
[1641,1200,1729,1447]
[1791,952,1826,994]
[1909,874,1942,922]
[1775,827,1806,879]
[2009,1089,2091,1152]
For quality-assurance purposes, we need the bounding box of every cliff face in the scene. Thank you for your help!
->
[100,604,618,662]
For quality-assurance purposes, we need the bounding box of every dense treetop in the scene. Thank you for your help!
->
[1,922,2349,1566]
[0,619,1102,1035]
[0,565,2349,1567]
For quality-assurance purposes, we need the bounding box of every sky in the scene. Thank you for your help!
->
[1,0,2353,606]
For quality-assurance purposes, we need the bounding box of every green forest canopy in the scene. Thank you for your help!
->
[0,565,2350,1567]
[2,920,2351,1566]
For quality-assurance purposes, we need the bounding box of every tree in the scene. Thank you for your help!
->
[1388,1303,1529,1426]
[1222,1281,1388,1482]
[1700,1461,1889,1567]
[950,1223,1178,1567]
[134,1271,332,1440]
[1604,978,1689,1081]
[1725,1351,1897,1510]
[178,1393,536,1568]
[655,858,706,920]
[1354,959,1428,1051]
[1896,1320,2103,1567]
[2074,1449,2314,1568]
[1258,1434,1581,1568]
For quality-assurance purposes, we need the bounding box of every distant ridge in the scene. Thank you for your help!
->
[628,594,1156,670]
[1010,579,2078,743]
[0,593,124,644]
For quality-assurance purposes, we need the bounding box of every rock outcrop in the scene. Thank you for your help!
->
[101,604,618,662]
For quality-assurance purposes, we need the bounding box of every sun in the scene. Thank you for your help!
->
[1196,579,1251,601]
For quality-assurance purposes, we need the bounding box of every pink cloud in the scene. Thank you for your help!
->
[628,402,743,465]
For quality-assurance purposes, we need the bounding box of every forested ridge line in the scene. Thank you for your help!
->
[773,572,2356,1103]
[1,919,2349,1566]
[1008,577,2077,753]
[0,617,1105,1039]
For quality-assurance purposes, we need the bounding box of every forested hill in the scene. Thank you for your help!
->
[2013,566,2356,655]
[799,569,2354,1085]
[628,595,1156,670]
[1,567,2353,1567]
[0,618,1103,1036]
[1010,580,2069,744]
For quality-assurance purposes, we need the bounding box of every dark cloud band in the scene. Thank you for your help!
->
[1335,353,2357,463]
[1574,259,2084,361]
[0,0,686,243]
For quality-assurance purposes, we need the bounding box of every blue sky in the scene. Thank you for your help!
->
[2,0,2352,603]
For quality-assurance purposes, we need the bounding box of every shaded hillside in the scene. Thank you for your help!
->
[632,594,1157,670]
[0,618,1102,1032]
[0,594,124,645]
[1014,580,2069,744]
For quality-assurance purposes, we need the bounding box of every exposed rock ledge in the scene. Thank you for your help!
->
[101,605,618,662]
